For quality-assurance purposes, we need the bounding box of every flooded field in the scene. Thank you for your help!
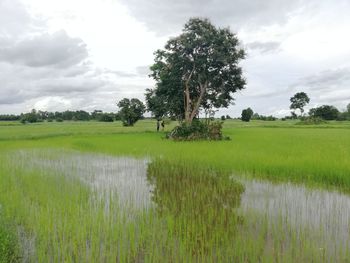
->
[2,149,350,262]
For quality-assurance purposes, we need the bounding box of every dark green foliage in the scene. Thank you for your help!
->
[148,18,246,124]
[309,105,339,120]
[117,98,145,126]
[0,115,20,121]
[336,112,348,121]
[290,92,310,116]
[337,104,350,121]
[241,108,253,122]
[221,115,226,121]
[145,88,169,119]
[91,110,115,122]
[168,120,225,140]
[20,109,38,123]
[97,113,114,122]
[0,217,19,263]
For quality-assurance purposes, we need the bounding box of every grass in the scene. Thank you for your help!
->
[1,120,349,191]
[0,217,19,263]
[0,119,350,261]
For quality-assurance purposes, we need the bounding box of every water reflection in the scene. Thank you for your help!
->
[11,149,152,210]
[239,178,350,256]
[147,160,244,255]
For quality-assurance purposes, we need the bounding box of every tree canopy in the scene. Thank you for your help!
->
[241,108,254,122]
[290,92,310,116]
[309,105,339,120]
[117,98,145,126]
[147,18,246,123]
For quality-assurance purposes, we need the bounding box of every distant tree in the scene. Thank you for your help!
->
[347,103,350,113]
[91,110,103,120]
[309,105,339,120]
[0,114,20,121]
[225,115,231,120]
[220,115,226,121]
[241,108,254,122]
[117,98,145,126]
[251,113,260,120]
[148,18,246,124]
[98,113,114,122]
[290,92,310,117]
[20,109,38,123]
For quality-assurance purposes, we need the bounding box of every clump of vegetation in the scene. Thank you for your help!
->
[0,216,19,263]
[297,117,328,125]
[167,120,227,140]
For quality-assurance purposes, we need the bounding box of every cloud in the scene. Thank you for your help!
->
[246,41,281,54]
[0,0,123,112]
[288,67,350,109]
[119,0,311,35]
[0,31,88,68]
[0,0,45,37]
[136,65,151,77]
[293,68,350,91]
[101,69,137,78]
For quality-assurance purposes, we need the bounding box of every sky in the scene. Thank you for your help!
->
[0,0,349,117]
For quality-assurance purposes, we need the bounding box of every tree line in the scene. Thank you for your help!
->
[9,109,119,123]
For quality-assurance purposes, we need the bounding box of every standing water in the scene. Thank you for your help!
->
[7,149,350,261]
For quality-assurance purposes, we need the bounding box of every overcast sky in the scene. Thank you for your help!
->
[0,0,349,117]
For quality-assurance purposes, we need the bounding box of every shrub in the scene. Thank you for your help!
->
[167,120,227,141]
[296,117,327,125]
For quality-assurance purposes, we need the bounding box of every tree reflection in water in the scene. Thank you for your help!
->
[147,160,244,257]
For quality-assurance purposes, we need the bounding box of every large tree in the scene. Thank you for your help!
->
[147,18,246,124]
[117,98,145,126]
[290,92,310,116]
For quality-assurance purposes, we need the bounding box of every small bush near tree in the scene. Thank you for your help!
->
[167,120,227,141]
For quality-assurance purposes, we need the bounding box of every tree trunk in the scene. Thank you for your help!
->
[184,68,195,124]
[189,81,207,123]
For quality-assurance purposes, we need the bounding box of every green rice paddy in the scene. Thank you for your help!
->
[0,120,349,262]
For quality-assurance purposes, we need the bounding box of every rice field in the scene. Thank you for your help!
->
[0,120,350,262]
